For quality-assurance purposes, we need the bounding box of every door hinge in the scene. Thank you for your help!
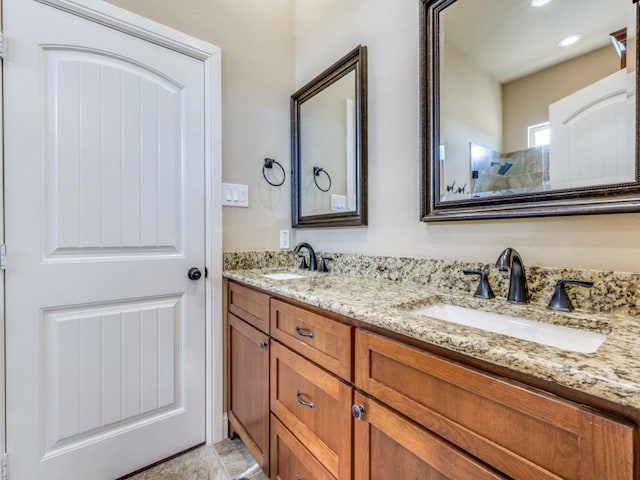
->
[2,453,8,480]
[0,244,6,271]
[0,32,5,61]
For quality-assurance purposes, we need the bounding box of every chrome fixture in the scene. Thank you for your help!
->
[547,279,594,312]
[463,269,495,299]
[293,242,317,271]
[496,248,529,304]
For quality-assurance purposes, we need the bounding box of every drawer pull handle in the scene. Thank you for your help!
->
[295,326,314,339]
[296,390,314,409]
[259,341,268,349]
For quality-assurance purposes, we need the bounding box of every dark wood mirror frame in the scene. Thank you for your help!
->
[420,0,640,222]
[291,45,368,228]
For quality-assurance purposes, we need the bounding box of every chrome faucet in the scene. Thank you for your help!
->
[293,242,317,271]
[496,247,529,304]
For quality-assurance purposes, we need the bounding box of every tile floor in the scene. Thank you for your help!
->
[124,437,267,480]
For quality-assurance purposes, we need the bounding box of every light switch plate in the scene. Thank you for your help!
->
[279,230,290,249]
[222,183,249,207]
[331,194,348,212]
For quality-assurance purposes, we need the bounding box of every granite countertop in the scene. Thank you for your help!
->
[224,267,640,410]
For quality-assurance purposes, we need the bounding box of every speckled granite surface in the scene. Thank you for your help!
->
[223,251,640,409]
[224,251,640,315]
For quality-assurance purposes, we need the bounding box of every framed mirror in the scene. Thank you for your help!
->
[421,0,640,221]
[291,45,368,228]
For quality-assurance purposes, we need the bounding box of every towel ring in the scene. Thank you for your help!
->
[313,166,332,192]
[263,158,285,187]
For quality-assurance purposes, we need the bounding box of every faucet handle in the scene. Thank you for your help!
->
[547,279,594,312]
[319,255,334,272]
[463,269,495,299]
[295,253,308,270]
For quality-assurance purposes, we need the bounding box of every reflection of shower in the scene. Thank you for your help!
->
[491,161,513,175]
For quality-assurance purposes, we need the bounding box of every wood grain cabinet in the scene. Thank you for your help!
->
[270,415,335,480]
[226,280,637,480]
[352,392,508,480]
[355,329,635,480]
[227,283,271,475]
[270,340,352,479]
[270,298,352,380]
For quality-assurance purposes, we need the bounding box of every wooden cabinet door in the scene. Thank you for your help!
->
[355,329,635,480]
[353,392,508,480]
[228,313,270,475]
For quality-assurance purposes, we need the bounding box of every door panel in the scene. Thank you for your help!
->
[4,0,207,478]
[45,47,185,257]
[42,295,183,456]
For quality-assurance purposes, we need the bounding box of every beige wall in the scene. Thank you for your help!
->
[103,0,640,272]
[441,41,502,192]
[502,45,619,153]
[104,0,295,252]
[294,0,640,272]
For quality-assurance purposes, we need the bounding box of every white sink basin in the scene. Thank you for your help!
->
[417,303,606,353]
[262,272,306,280]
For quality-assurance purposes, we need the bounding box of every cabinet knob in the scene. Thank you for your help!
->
[259,341,268,349]
[295,476,302,480]
[351,404,365,420]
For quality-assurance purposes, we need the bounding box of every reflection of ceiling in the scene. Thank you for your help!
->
[442,0,632,83]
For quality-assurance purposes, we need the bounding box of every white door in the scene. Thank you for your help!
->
[549,69,636,189]
[4,0,208,478]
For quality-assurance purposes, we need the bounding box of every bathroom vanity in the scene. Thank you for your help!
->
[224,262,639,479]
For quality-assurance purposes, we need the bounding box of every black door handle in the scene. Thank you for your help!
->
[187,267,202,280]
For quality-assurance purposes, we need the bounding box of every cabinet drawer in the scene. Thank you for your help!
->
[355,329,634,480]
[228,281,270,333]
[271,299,352,380]
[271,415,335,480]
[353,392,507,480]
[270,341,352,479]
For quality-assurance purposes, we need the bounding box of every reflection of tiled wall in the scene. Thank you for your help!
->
[472,145,549,196]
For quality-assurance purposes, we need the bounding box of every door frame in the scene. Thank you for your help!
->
[0,0,224,456]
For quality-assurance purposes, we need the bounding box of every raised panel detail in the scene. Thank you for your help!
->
[41,295,184,456]
[43,47,185,259]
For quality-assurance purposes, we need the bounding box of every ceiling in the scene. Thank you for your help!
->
[441,0,633,83]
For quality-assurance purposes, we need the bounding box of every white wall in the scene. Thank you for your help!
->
[294,0,640,272]
[104,0,295,252]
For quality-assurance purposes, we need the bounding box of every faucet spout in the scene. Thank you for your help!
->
[496,247,529,304]
[293,242,317,271]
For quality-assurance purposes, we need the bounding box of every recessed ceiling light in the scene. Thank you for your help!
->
[559,34,582,47]
[531,0,552,7]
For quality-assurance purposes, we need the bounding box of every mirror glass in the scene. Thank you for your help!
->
[300,71,357,216]
[292,46,367,227]
[422,0,640,220]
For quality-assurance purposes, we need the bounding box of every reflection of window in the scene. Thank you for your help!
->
[528,122,550,147]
